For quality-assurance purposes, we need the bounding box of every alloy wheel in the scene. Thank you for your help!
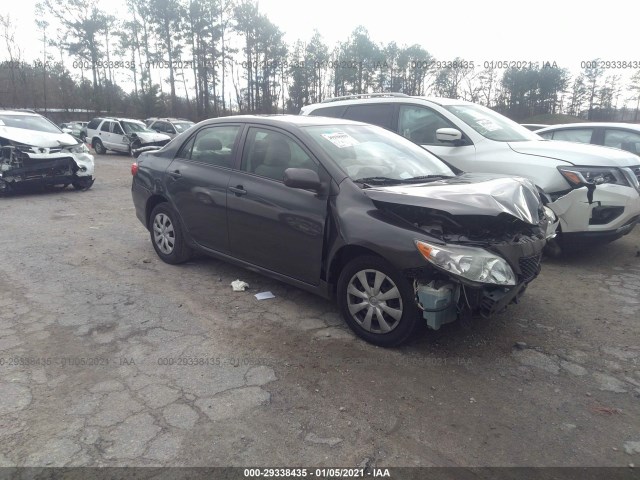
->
[346,269,403,334]
[153,213,175,254]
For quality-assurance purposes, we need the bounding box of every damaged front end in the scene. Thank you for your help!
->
[367,175,556,330]
[129,133,171,158]
[0,139,94,193]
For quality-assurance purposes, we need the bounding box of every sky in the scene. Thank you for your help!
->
[3,0,639,94]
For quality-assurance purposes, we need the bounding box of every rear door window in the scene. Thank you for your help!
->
[186,125,241,168]
[343,104,395,130]
[308,105,347,118]
[549,128,594,144]
[604,129,640,155]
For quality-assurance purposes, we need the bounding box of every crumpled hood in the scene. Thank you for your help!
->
[363,173,542,225]
[508,140,639,167]
[0,125,79,147]
[133,131,171,143]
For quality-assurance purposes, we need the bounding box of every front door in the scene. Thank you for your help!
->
[226,126,329,285]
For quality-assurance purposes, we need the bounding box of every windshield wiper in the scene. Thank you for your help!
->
[404,174,454,181]
[354,175,455,187]
[353,176,402,186]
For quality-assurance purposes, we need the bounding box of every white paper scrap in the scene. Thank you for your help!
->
[254,291,275,300]
[231,280,250,291]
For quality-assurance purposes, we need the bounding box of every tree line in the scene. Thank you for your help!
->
[1,0,639,122]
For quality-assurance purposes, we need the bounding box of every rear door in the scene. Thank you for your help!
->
[165,124,242,253]
[226,126,329,285]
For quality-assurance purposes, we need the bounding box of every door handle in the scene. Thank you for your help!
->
[168,169,182,178]
[228,185,247,196]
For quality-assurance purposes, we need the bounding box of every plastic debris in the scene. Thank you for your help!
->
[254,291,275,300]
[231,280,250,291]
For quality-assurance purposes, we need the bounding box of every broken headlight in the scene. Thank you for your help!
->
[558,166,630,188]
[62,143,90,154]
[415,240,517,286]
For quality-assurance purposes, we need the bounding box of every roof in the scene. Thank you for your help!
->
[150,117,193,122]
[0,110,40,116]
[303,95,473,111]
[201,114,367,128]
[103,117,146,124]
[537,122,640,131]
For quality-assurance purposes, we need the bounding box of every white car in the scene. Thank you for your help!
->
[301,95,640,251]
[86,117,171,158]
[0,110,94,193]
[146,118,195,138]
[536,122,640,156]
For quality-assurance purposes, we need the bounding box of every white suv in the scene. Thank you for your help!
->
[301,95,640,251]
[86,117,171,158]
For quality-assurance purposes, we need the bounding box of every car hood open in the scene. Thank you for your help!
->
[363,173,542,225]
[508,140,639,167]
[0,125,79,148]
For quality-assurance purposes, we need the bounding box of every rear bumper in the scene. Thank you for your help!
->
[132,180,152,228]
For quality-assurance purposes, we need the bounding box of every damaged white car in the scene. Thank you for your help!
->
[86,117,171,158]
[302,97,640,252]
[0,110,95,193]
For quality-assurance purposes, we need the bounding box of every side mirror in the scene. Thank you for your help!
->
[436,128,463,144]
[283,168,321,191]
[436,128,464,147]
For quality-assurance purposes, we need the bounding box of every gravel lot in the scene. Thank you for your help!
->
[1,152,640,467]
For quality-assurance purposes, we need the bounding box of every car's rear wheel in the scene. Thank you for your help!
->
[149,203,192,264]
[93,139,106,154]
[337,255,422,347]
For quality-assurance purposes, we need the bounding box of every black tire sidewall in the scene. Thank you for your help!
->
[94,139,105,154]
[337,255,421,347]
[149,203,191,264]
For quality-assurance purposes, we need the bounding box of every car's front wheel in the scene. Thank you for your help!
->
[72,177,94,191]
[93,139,106,154]
[337,255,422,347]
[149,203,192,264]
[130,140,142,158]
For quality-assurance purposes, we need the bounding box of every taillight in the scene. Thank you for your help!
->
[131,162,138,176]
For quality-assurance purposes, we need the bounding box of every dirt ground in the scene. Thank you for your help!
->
[1,152,640,468]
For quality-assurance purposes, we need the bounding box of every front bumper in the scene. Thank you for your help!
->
[549,183,640,235]
[131,141,170,158]
[413,237,545,330]
[0,150,94,189]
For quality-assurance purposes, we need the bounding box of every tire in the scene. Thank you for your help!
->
[337,255,423,347]
[72,177,95,191]
[93,139,106,154]
[149,203,192,264]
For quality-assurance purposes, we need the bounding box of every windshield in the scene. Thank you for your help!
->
[122,121,152,134]
[305,124,455,183]
[443,104,541,142]
[174,122,194,133]
[0,114,62,134]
